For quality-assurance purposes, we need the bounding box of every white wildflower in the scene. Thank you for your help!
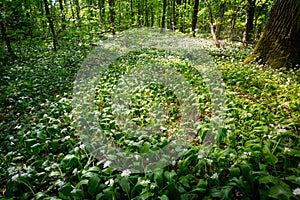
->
[211,173,218,179]
[57,180,65,187]
[140,179,151,186]
[45,167,51,171]
[64,136,71,140]
[121,169,131,177]
[197,154,204,159]
[293,188,300,196]
[205,158,213,165]
[11,174,19,181]
[277,129,287,134]
[79,144,85,149]
[105,179,114,186]
[103,160,112,168]
[284,147,291,154]
[150,184,156,189]
[229,153,235,159]
[70,188,77,194]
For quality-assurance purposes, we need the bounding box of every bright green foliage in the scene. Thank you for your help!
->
[0,29,300,199]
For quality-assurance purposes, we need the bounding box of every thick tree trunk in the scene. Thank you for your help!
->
[244,0,255,43]
[204,0,221,48]
[161,0,167,32]
[191,0,199,36]
[43,0,58,51]
[244,0,300,68]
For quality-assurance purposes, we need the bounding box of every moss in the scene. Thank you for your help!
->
[243,53,260,64]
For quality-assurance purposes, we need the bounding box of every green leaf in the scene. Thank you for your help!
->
[268,183,293,200]
[159,195,169,200]
[229,167,240,177]
[119,177,130,194]
[58,183,73,199]
[88,175,101,195]
[262,142,278,166]
[164,170,177,183]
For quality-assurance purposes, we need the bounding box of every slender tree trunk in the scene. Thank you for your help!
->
[204,0,221,48]
[191,0,199,36]
[244,0,300,68]
[172,0,176,31]
[43,0,58,51]
[99,0,105,21]
[58,0,66,30]
[0,20,16,57]
[108,0,115,34]
[161,0,167,32]
[145,0,149,26]
[130,0,134,25]
[216,2,226,39]
[244,0,255,43]
[181,0,187,32]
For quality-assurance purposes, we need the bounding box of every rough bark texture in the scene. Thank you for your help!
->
[244,0,255,43]
[191,0,199,36]
[244,0,300,68]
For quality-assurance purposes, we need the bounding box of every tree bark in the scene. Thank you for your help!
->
[216,2,226,39]
[191,0,199,36]
[58,0,66,29]
[43,0,58,51]
[108,0,115,34]
[244,0,255,43]
[244,0,300,68]
[0,20,16,57]
[161,0,167,32]
[204,0,221,48]
[130,0,134,24]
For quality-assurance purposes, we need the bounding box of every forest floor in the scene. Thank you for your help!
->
[0,28,299,199]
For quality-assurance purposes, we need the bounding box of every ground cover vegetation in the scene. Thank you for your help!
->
[1,0,300,199]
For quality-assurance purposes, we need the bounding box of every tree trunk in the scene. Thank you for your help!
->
[99,0,105,21]
[0,20,16,57]
[130,0,134,24]
[216,2,226,39]
[108,0,115,34]
[172,0,176,31]
[244,0,255,43]
[145,0,149,26]
[191,0,199,36]
[161,0,167,32]
[58,0,66,30]
[43,0,58,51]
[244,0,300,68]
[204,0,221,48]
